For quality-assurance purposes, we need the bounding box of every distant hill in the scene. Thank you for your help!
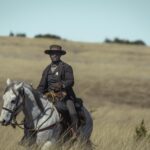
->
[1,37,150,150]
[0,36,150,108]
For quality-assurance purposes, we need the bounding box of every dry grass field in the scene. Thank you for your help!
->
[0,36,150,150]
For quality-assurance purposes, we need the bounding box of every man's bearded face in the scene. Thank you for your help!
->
[49,53,61,62]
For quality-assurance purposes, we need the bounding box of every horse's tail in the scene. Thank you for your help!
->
[79,106,93,140]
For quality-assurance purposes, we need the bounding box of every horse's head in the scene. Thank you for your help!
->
[0,78,24,126]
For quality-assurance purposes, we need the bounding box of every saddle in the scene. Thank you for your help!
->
[45,91,86,126]
[45,91,67,103]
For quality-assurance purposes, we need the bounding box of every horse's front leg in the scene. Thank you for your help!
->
[36,130,53,148]
[41,141,53,150]
[36,124,62,150]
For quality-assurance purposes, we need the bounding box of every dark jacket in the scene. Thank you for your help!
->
[37,60,76,100]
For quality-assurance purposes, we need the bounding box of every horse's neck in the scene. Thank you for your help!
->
[22,85,60,127]
[23,85,44,116]
[22,86,40,125]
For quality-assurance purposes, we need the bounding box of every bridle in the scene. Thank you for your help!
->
[2,87,24,125]
[2,86,59,132]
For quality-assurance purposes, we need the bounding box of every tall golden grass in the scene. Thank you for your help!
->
[0,36,150,149]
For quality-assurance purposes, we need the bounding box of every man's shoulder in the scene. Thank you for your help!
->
[43,64,51,72]
[60,61,72,68]
[45,64,51,69]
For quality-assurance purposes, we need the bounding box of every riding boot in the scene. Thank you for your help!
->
[70,114,79,138]
[66,100,79,137]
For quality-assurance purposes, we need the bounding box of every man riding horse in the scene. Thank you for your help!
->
[20,44,81,145]
[0,79,93,148]
[0,44,93,148]
[37,44,79,136]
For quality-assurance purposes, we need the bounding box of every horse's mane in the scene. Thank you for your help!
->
[4,81,45,113]
[30,88,45,113]
[24,83,45,113]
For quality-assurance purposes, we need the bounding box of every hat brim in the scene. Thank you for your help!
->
[44,50,66,55]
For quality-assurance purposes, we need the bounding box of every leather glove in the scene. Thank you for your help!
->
[52,82,62,92]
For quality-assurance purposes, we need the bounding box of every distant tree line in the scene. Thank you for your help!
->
[104,38,146,46]
[9,32,146,45]
[9,32,26,38]
[34,34,61,40]
[9,32,62,40]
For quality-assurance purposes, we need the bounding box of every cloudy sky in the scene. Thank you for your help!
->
[0,0,150,44]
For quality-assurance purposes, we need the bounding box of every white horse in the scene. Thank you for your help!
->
[0,79,93,150]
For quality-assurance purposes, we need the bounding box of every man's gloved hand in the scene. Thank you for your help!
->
[52,82,63,92]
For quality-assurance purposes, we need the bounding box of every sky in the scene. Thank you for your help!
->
[0,0,150,44]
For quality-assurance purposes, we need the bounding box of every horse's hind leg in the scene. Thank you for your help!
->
[77,139,94,150]
[85,140,95,150]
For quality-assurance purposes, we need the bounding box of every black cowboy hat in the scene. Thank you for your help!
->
[44,45,66,55]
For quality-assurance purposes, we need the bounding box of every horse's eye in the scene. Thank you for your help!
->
[11,100,16,104]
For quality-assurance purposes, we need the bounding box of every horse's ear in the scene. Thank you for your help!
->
[14,82,24,90]
[6,78,12,85]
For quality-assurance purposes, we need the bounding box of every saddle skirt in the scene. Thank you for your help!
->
[45,92,86,127]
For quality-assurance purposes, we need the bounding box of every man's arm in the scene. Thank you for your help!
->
[62,64,74,89]
[37,66,49,94]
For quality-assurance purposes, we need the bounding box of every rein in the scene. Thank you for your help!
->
[13,107,58,132]
[14,89,57,132]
